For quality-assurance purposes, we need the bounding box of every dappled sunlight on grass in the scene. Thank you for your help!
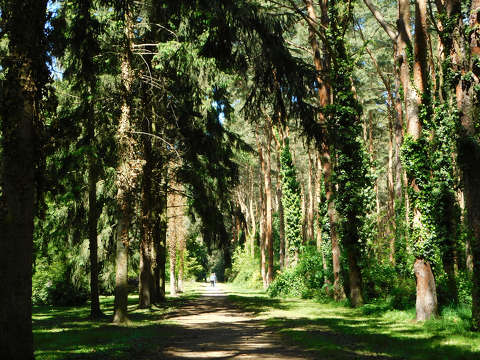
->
[227,286,480,359]
[33,283,200,359]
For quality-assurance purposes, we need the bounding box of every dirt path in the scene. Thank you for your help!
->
[160,283,313,359]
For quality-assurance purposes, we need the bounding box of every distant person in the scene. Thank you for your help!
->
[209,272,217,287]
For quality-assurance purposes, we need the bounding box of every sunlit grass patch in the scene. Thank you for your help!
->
[227,285,480,359]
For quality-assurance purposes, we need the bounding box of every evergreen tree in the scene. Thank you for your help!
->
[280,138,303,264]
[0,0,49,357]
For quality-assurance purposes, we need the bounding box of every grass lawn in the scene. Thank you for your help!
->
[226,284,480,360]
[33,282,200,359]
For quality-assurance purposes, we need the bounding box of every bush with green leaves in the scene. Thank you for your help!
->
[362,262,416,310]
[230,246,263,289]
[437,270,472,306]
[268,246,324,298]
[185,229,209,281]
[280,138,303,258]
[32,258,89,306]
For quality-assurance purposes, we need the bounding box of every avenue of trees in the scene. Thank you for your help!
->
[2,0,480,358]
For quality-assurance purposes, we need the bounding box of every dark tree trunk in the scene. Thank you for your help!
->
[139,125,154,308]
[0,1,48,357]
[153,201,167,302]
[113,210,131,323]
[138,70,155,307]
[71,0,104,320]
[88,151,102,318]
[347,247,364,307]
[459,0,480,330]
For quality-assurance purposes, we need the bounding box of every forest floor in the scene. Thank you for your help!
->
[33,282,480,359]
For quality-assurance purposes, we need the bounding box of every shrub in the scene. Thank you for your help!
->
[268,246,324,298]
[32,258,88,306]
[457,271,473,305]
[230,247,263,289]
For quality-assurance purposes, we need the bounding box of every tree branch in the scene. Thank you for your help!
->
[362,0,398,42]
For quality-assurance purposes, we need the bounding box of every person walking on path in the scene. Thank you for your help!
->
[209,272,217,287]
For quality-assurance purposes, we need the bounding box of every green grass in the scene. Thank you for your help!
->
[226,284,480,360]
[33,282,200,359]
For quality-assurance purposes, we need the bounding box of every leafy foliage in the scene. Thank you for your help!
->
[268,247,324,299]
[280,138,303,258]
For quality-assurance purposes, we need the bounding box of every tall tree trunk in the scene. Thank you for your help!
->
[301,182,307,245]
[154,184,168,302]
[410,0,438,321]
[178,245,185,293]
[113,9,140,323]
[387,106,396,265]
[368,112,380,222]
[307,149,315,243]
[88,120,102,317]
[257,133,268,288]
[169,240,177,297]
[362,0,405,201]
[264,123,274,286]
[249,197,256,257]
[275,137,286,270]
[305,0,346,300]
[72,0,104,320]
[139,102,154,308]
[0,1,47,357]
[114,207,131,323]
[459,0,480,329]
[168,174,186,296]
[317,154,332,294]
[259,158,267,288]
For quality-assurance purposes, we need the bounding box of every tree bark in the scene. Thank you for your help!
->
[414,259,438,321]
[368,111,380,222]
[410,0,438,321]
[113,9,141,323]
[305,0,346,300]
[139,105,154,308]
[264,123,274,286]
[72,0,104,320]
[113,208,131,323]
[387,107,396,265]
[0,1,47,357]
[275,135,286,270]
[258,145,268,288]
[317,154,332,294]
[307,149,315,243]
[459,0,480,329]
[154,184,168,302]
[88,133,102,317]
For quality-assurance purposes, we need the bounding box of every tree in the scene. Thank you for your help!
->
[62,0,104,318]
[457,0,480,329]
[301,0,346,301]
[113,4,143,324]
[280,138,303,266]
[0,0,48,357]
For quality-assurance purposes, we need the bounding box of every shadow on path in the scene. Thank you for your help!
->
[155,284,393,360]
